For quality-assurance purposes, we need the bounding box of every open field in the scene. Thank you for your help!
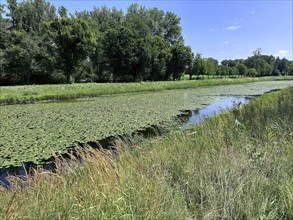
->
[1,76,292,105]
[0,80,292,168]
[1,87,292,219]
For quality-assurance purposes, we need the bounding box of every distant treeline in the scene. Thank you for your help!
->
[191,49,293,80]
[0,0,292,85]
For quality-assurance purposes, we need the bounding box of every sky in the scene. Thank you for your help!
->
[3,0,293,61]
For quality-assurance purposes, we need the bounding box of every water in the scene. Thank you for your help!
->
[0,95,251,188]
[180,96,250,130]
[0,162,55,188]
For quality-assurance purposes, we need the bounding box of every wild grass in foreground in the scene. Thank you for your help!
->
[0,88,292,219]
[1,76,292,105]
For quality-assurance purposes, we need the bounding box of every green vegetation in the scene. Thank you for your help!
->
[1,1,192,84]
[1,76,293,105]
[1,1,293,86]
[1,87,292,219]
[1,81,292,168]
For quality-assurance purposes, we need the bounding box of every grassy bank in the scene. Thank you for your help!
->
[1,87,293,219]
[1,76,292,105]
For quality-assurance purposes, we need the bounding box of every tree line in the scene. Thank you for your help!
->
[189,49,293,80]
[0,0,292,85]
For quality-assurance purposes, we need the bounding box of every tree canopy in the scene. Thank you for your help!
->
[0,1,292,85]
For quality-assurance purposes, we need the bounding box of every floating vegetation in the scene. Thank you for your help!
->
[0,81,292,168]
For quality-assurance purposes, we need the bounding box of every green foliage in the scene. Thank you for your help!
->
[144,35,172,81]
[1,2,292,85]
[3,31,42,84]
[243,49,292,77]
[166,44,193,80]
[221,59,237,67]
[237,63,248,77]
[192,53,206,79]
[103,26,146,82]
[217,65,229,77]
[247,68,258,77]
[205,57,218,78]
[47,17,94,83]
[1,1,194,85]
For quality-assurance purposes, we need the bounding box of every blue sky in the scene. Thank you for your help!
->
[3,0,293,61]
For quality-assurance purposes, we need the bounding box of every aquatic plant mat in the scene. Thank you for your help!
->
[0,85,292,219]
[0,80,292,168]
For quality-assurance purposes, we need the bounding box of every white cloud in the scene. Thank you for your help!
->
[222,41,229,45]
[249,10,256,15]
[217,51,226,54]
[224,25,241,31]
[274,50,289,58]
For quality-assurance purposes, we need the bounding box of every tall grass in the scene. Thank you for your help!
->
[0,88,292,219]
[1,76,292,105]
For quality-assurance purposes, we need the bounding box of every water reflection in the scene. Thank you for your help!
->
[181,96,250,129]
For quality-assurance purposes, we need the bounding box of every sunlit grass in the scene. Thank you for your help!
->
[1,76,292,105]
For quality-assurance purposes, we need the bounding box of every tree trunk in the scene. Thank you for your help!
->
[66,73,70,83]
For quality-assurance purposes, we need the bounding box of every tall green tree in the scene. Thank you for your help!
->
[217,65,229,78]
[281,58,290,75]
[245,56,272,76]
[192,53,206,79]
[0,4,5,82]
[147,7,165,37]
[247,68,258,77]
[166,44,193,80]
[237,64,248,77]
[3,31,42,84]
[48,18,94,83]
[125,4,150,38]
[6,0,19,29]
[103,27,140,81]
[162,11,183,45]
[0,4,9,50]
[58,6,68,18]
[205,57,218,78]
[145,35,172,81]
